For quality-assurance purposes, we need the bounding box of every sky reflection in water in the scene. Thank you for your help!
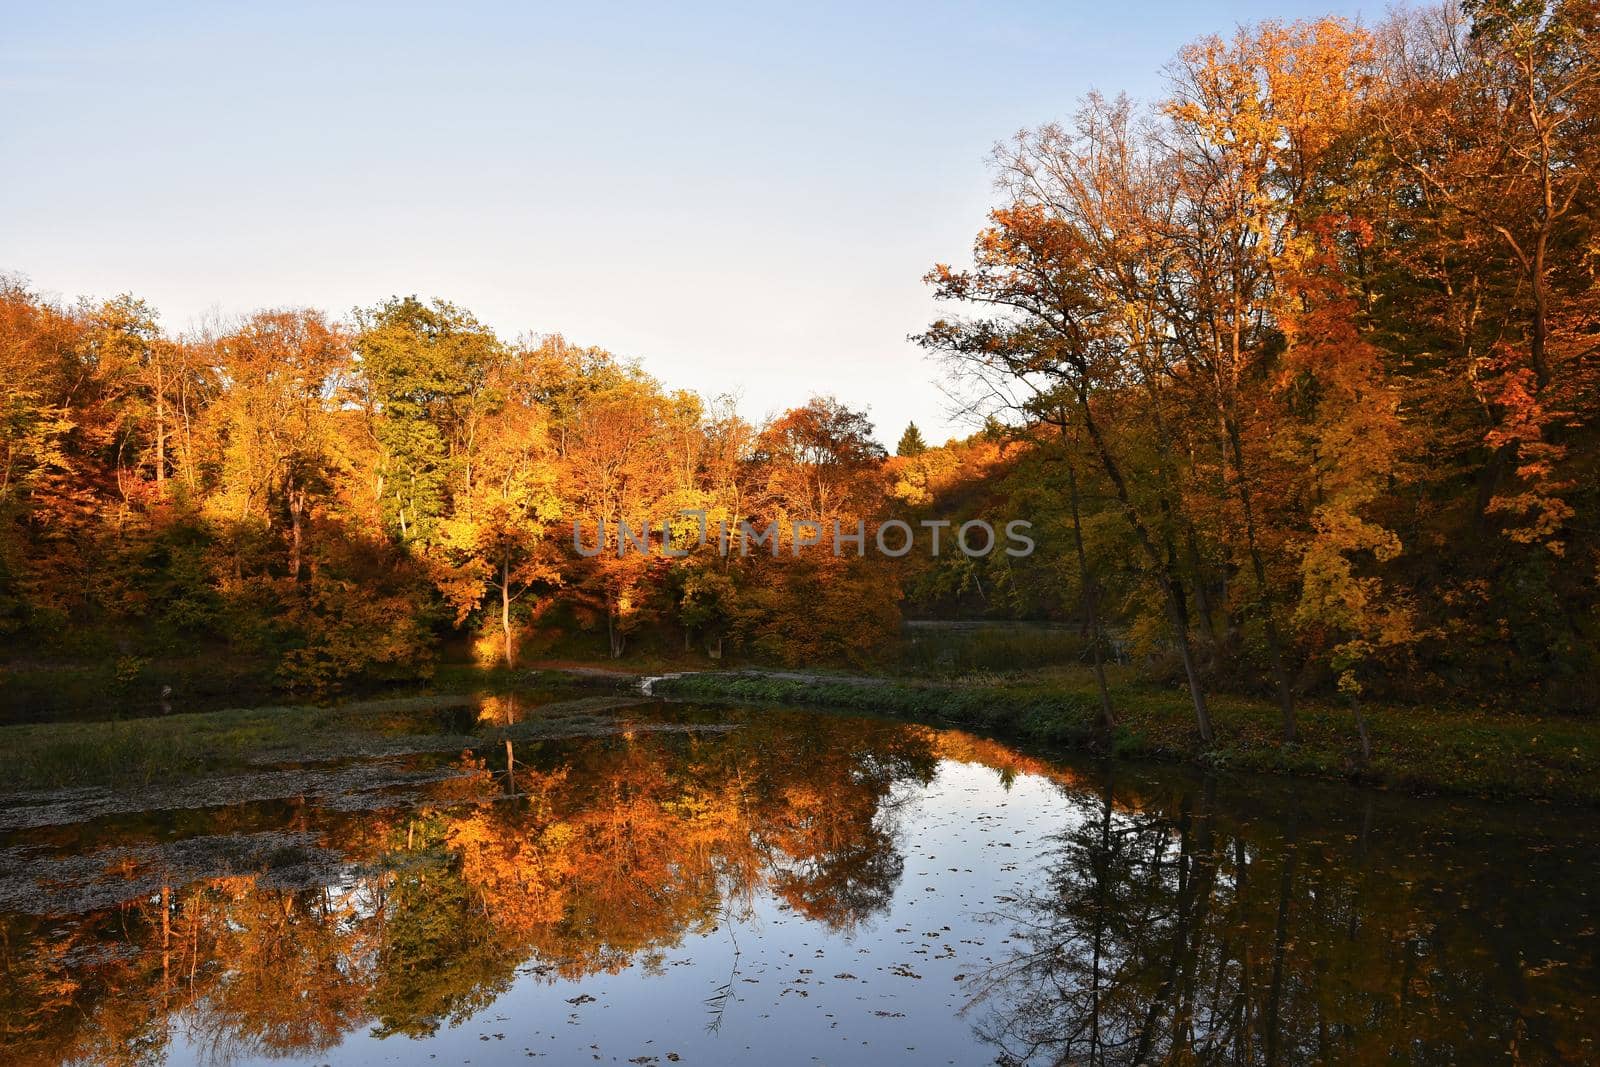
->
[1,700,1594,1065]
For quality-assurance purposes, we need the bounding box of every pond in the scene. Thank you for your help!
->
[1,696,1595,1065]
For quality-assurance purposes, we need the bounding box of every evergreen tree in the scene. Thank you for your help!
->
[896,422,928,457]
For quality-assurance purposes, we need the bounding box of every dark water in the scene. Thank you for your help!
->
[1,698,1595,1065]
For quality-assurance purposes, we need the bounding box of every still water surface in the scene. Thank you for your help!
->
[1,697,1594,1064]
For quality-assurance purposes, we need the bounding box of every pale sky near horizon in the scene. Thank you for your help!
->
[3,0,1375,446]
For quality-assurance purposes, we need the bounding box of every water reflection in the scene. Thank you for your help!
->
[969,778,1598,1065]
[0,703,1594,1065]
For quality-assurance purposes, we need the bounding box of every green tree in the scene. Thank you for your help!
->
[353,296,500,544]
[896,421,928,457]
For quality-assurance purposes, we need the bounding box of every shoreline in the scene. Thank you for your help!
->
[1,662,1595,806]
[646,668,1600,807]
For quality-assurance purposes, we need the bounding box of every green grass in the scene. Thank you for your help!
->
[0,657,281,725]
[0,696,464,792]
[0,668,615,792]
[894,626,1098,677]
[654,668,1600,805]
[5,658,1596,806]
[0,648,618,725]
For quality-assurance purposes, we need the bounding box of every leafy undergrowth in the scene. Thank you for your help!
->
[654,670,1600,805]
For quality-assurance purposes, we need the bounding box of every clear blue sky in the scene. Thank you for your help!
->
[2,0,1378,444]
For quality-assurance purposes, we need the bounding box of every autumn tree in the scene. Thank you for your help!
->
[435,349,563,667]
[204,309,347,582]
[752,395,888,526]
[556,359,691,657]
[1159,18,1383,740]
[921,110,1221,741]
[1366,0,1599,699]
[0,281,96,630]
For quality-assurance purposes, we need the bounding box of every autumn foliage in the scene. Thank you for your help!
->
[919,1,1599,716]
[1,1,1597,715]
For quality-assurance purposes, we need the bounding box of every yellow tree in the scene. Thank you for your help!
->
[675,395,756,656]
[204,310,348,582]
[76,294,166,510]
[1281,220,1417,759]
[1163,17,1378,741]
[0,282,91,626]
[436,352,562,667]
[743,397,896,666]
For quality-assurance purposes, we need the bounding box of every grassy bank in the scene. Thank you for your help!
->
[0,657,281,725]
[654,669,1600,805]
[0,697,453,792]
[0,669,623,792]
[0,647,690,726]
[5,658,1596,806]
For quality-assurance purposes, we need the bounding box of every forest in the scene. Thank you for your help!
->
[1,0,1596,730]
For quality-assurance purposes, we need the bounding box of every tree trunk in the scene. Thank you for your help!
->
[154,358,167,493]
[287,472,304,584]
[501,556,515,669]
[1531,236,1549,391]
[1185,523,1222,651]
[607,611,625,658]
[1065,449,1115,729]
[1078,395,1213,741]
[1224,418,1296,742]
[1353,694,1372,764]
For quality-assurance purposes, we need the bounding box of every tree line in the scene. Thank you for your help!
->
[1,1,1596,719]
[0,286,905,688]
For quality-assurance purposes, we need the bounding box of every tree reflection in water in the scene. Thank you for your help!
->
[967,773,1597,1065]
[1,706,1595,1066]
[0,708,935,1065]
